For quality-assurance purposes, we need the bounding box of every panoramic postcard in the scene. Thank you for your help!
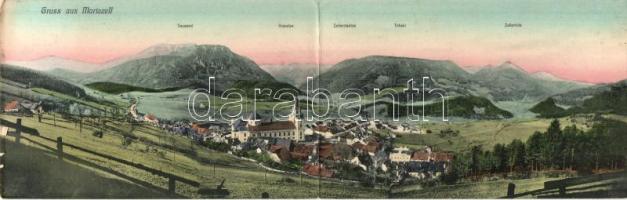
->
[0,0,626,198]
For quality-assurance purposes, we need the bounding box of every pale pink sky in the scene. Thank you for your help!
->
[2,0,626,83]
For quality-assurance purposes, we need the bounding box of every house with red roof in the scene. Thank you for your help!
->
[3,100,19,113]
[143,114,159,125]
[303,163,334,178]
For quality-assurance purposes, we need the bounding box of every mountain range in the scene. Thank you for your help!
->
[7,44,201,73]
[3,43,624,119]
[308,56,590,102]
[3,43,599,104]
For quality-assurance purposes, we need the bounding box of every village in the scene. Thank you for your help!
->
[138,102,453,185]
[2,92,454,187]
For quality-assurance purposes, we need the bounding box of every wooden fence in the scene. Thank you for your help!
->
[504,170,627,198]
[3,118,200,196]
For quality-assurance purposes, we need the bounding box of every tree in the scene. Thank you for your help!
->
[493,144,509,173]
[561,125,579,169]
[526,131,546,171]
[507,139,527,172]
[546,119,563,168]
[450,152,470,180]
[573,132,596,174]
[470,145,483,176]
[481,151,497,174]
[547,119,562,142]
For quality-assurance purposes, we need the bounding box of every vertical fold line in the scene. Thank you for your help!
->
[314,0,322,198]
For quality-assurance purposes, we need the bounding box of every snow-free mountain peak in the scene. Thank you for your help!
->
[79,43,274,91]
[495,61,526,72]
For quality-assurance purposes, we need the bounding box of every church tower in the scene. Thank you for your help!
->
[288,97,303,140]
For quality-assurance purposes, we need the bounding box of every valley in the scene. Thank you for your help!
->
[1,43,625,198]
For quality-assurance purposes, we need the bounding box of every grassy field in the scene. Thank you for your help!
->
[2,139,167,198]
[0,113,384,198]
[392,171,626,198]
[392,176,556,198]
[394,116,594,152]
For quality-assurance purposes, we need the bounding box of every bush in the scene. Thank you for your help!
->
[438,128,459,138]
[203,141,230,152]
[276,177,296,183]
[92,131,104,138]
[121,136,133,147]
[439,170,459,185]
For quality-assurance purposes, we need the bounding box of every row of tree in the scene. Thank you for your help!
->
[446,118,626,183]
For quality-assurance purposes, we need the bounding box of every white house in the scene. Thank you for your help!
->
[390,146,412,163]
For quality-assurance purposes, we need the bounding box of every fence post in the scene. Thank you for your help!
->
[168,176,176,194]
[56,137,63,160]
[559,186,566,196]
[507,182,516,198]
[79,117,83,133]
[15,118,22,144]
[1,137,6,195]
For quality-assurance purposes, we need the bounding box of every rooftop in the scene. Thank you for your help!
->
[249,121,296,132]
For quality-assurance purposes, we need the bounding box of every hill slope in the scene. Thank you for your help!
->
[529,97,567,118]
[535,80,627,116]
[0,64,87,98]
[263,64,331,87]
[550,80,622,107]
[80,44,276,91]
[470,61,589,101]
[85,82,183,94]
[575,80,627,115]
[47,68,87,83]
[308,56,471,95]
